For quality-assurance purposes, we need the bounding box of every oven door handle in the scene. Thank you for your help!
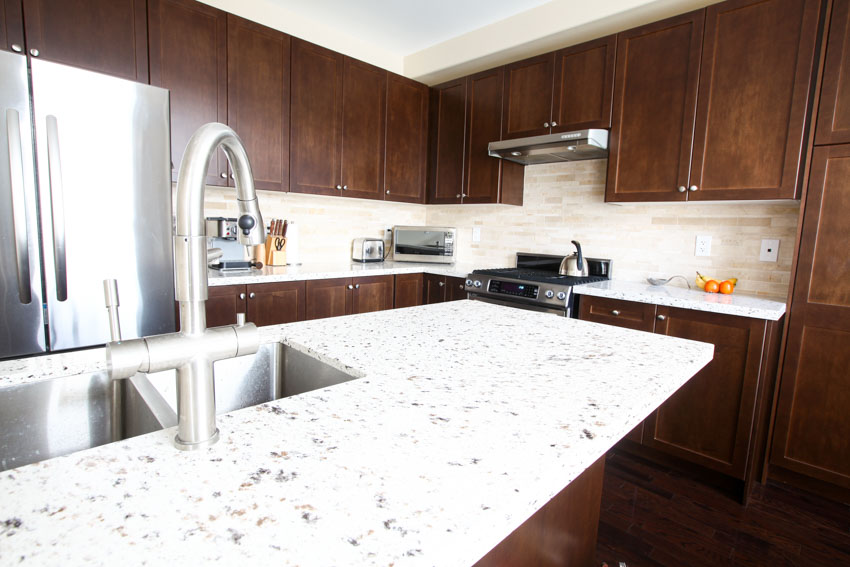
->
[468,293,567,316]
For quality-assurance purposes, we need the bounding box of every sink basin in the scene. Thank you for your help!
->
[0,343,357,471]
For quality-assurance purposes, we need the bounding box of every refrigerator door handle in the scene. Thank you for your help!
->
[46,115,67,301]
[5,108,32,304]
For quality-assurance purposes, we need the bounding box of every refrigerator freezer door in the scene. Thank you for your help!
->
[31,59,175,351]
[0,51,46,358]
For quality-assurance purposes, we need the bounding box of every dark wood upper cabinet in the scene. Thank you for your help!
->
[551,35,616,131]
[227,15,290,192]
[816,0,850,145]
[384,73,428,203]
[149,0,227,186]
[688,0,821,201]
[501,53,555,139]
[394,273,424,309]
[351,275,394,314]
[428,77,467,204]
[340,57,386,200]
[290,38,344,196]
[20,0,147,81]
[0,0,24,53]
[606,11,704,203]
[464,67,504,204]
[770,145,850,491]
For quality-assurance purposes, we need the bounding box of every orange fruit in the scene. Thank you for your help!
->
[704,280,720,293]
[719,280,734,294]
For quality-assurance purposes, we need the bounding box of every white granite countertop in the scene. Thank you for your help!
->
[208,260,480,287]
[0,301,713,566]
[574,280,786,321]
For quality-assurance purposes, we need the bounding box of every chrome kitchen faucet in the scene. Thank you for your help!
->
[106,123,266,450]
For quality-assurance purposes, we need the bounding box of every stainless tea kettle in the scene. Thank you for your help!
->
[559,240,588,277]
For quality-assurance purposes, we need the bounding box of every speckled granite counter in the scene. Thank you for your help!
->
[574,280,786,321]
[207,260,480,287]
[0,301,712,566]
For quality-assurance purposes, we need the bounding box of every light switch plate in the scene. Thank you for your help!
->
[760,238,780,262]
[695,235,712,256]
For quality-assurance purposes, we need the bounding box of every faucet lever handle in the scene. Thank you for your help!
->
[236,312,246,326]
[103,278,122,341]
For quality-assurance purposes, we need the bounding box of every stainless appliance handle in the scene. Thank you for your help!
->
[46,115,68,301]
[6,109,32,304]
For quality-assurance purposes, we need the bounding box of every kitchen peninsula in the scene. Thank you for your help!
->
[0,301,712,565]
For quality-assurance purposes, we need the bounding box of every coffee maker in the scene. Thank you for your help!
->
[206,217,254,271]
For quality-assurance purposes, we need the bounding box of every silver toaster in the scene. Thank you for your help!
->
[352,237,384,263]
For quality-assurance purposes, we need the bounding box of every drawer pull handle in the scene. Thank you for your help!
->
[611,310,620,316]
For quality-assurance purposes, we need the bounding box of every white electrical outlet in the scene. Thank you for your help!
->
[695,235,712,257]
[760,238,780,262]
[472,227,481,242]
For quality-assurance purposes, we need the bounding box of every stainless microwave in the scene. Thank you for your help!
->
[392,226,457,263]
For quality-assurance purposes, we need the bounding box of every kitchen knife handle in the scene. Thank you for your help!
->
[46,115,68,301]
[5,109,32,304]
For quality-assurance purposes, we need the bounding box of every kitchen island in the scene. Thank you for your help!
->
[0,301,712,565]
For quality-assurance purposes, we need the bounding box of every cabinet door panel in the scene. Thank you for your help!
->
[578,295,656,331]
[502,53,554,139]
[428,78,466,204]
[385,73,428,203]
[465,67,503,204]
[341,58,386,200]
[394,273,424,308]
[606,12,703,202]
[149,0,227,185]
[290,39,343,196]
[817,0,850,145]
[689,0,820,200]
[205,285,246,328]
[305,277,350,320]
[446,276,468,302]
[227,15,290,192]
[552,35,616,131]
[423,273,446,304]
[352,275,394,314]
[246,281,305,326]
[645,307,766,478]
[771,146,850,489]
[21,0,147,81]
[1,0,24,53]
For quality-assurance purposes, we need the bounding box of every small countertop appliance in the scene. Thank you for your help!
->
[352,238,384,262]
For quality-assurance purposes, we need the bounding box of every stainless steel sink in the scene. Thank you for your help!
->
[0,343,356,471]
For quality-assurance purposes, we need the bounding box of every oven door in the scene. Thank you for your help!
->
[468,293,567,316]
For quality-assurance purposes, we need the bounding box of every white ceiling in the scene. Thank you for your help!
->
[265,0,553,56]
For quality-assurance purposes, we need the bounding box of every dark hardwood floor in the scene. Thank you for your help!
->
[596,450,850,566]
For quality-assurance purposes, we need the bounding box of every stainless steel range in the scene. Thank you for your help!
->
[465,253,612,316]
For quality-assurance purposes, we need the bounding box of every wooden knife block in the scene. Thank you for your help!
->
[265,235,287,266]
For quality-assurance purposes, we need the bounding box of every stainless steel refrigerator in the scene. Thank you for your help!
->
[0,50,175,359]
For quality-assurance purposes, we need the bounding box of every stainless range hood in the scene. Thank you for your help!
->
[488,129,608,165]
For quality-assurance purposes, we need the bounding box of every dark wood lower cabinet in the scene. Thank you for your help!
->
[423,273,447,304]
[446,276,468,301]
[245,281,305,326]
[351,275,393,314]
[205,284,246,327]
[393,273,424,309]
[305,278,350,320]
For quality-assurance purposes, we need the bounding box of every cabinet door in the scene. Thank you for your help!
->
[770,145,850,489]
[227,15,290,192]
[149,0,227,185]
[464,67,503,204]
[815,0,850,145]
[384,73,428,203]
[305,277,350,320]
[551,35,616,131]
[351,275,394,315]
[501,53,554,139]
[446,276,468,302]
[428,78,467,204]
[577,295,656,331]
[688,0,820,200]
[423,273,447,304]
[645,307,767,479]
[340,57,386,200]
[21,0,147,81]
[605,12,704,202]
[290,39,344,196]
[394,273,424,308]
[205,285,246,328]
[246,281,305,326]
[1,0,24,53]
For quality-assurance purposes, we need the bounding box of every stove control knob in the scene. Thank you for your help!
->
[544,290,555,299]
[465,279,473,287]
[474,280,482,288]
[556,291,567,300]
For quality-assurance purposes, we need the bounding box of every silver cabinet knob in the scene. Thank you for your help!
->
[342,185,348,191]
[459,284,464,289]
[220,172,227,178]
[11,44,23,53]
[239,293,246,300]
[386,190,390,194]
[689,185,698,192]
[456,194,461,198]
[438,281,445,287]
[551,121,558,127]
[249,292,256,299]
[347,284,354,290]
[656,314,666,321]
[545,290,554,299]
[336,185,342,190]
[677,186,686,193]
[461,193,467,198]
[544,122,550,127]
[230,173,235,179]
[355,284,360,289]
[611,310,621,316]
[29,48,39,57]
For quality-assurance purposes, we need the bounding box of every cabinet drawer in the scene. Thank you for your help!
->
[578,295,656,331]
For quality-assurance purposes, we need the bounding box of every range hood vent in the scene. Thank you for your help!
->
[488,129,608,165]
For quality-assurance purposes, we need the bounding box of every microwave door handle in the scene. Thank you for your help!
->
[46,115,67,301]
[6,109,32,304]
